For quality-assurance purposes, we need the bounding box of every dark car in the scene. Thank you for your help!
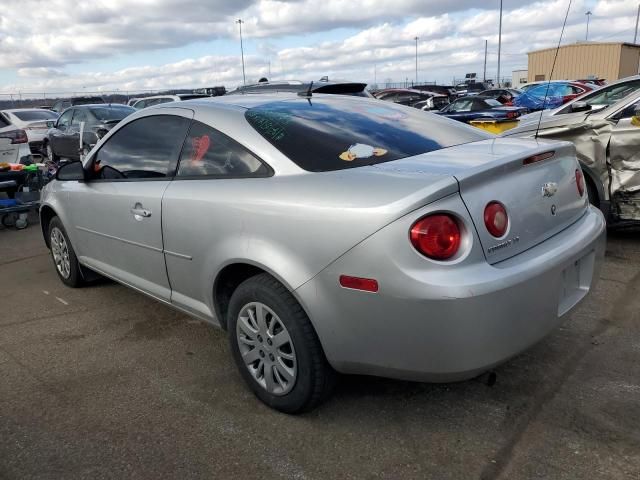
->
[436,97,527,123]
[44,104,135,161]
[477,88,523,105]
[227,79,372,97]
[50,96,106,114]
[375,88,449,110]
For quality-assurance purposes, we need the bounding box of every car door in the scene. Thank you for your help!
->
[50,109,74,157]
[608,98,640,221]
[161,119,271,320]
[65,109,193,300]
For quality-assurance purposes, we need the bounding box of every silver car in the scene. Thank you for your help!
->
[41,94,606,413]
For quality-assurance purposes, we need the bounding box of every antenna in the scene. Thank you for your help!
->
[535,0,572,138]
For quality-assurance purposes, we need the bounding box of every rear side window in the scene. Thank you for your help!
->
[245,97,490,172]
[93,115,190,179]
[177,120,268,177]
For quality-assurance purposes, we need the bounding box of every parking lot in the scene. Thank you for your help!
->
[0,218,637,479]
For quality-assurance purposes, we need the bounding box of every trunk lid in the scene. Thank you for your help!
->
[375,138,588,264]
[450,138,589,264]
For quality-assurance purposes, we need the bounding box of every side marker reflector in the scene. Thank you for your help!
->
[339,275,379,293]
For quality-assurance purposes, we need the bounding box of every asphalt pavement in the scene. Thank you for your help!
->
[1,217,639,479]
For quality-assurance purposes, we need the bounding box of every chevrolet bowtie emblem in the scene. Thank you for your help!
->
[542,182,558,197]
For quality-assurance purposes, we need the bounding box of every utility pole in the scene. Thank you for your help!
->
[483,39,488,82]
[497,0,503,87]
[374,64,377,86]
[236,19,246,85]
[414,37,419,85]
[634,3,640,44]
[268,60,271,77]
[585,11,592,41]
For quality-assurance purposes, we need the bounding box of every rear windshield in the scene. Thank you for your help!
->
[12,110,59,121]
[73,97,105,105]
[245,98,490,172]
[178,95,210,100]
[90,106,135,120]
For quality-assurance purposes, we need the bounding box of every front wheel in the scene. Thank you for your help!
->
[48,216,84,287]
[45,141,59,162]
[228,273,336,413]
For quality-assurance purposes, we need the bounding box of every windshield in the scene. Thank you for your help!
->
[245,97,490,172]
[577,80,640,107]
[90,106,135,120]
[11,110,59,121]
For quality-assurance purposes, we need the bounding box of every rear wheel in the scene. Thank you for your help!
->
[228,273,335,413]
[48,216,84,287]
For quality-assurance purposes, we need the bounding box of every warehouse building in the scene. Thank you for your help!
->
[527,42,640,82]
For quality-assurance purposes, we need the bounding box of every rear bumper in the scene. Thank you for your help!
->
[296,206,606,382]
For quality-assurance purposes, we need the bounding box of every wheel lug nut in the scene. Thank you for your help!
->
[266,339,272,346]
[257,335,263,343]
[259,350,265,357]
[269,353,275,361]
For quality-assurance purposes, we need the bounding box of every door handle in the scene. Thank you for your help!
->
[130,207,152,218]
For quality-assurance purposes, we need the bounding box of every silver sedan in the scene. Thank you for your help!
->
[41,94,606,413]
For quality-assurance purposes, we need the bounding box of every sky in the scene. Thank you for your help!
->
[0,0,637,96]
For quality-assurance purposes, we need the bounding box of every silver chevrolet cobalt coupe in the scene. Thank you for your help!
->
[41,94,606,413]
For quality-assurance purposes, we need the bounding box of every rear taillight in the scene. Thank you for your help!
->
[506,111,519,119]
[505,101,514,106]
[409,214,461,260]
[0,129,28,144]
[575,169,585,197]
[484,202,508,238]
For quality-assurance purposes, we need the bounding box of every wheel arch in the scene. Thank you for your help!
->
[39,204,58,248]
[212,260,313,332]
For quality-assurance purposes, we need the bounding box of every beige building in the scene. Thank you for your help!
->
[527,42,640,82]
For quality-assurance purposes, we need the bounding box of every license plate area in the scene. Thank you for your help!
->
[558,251,595,316]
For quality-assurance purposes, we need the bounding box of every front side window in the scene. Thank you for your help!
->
[177,120,268,177]
[92,115,191,180]
[57,110,74,127]
[71,109,88,126]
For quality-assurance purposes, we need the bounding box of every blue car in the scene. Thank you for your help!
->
[513,82,591,111]
[436,97,527,123]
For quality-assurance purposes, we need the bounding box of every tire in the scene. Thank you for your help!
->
[228,273,336,413]
[45,141,59,162]
[48,216,84,287]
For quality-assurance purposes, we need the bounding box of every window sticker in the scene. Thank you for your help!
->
[339,143,388,161]
[190,135,211,163]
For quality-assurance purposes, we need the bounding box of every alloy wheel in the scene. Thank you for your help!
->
[50,227,71,279]
[236,302,297,396]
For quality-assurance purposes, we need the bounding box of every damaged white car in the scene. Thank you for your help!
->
[504,89,640,224]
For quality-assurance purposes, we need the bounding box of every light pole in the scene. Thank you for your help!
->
[585,11,592,41]
[497,0,503,87]
[236,19,246,85]
[634,3,640,44]
[414,36,419,85]
[483,39,488,82]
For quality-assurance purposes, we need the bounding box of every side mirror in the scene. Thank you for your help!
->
[55,161,86,181]
[46,120,56,128]
[570,101,592,113]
